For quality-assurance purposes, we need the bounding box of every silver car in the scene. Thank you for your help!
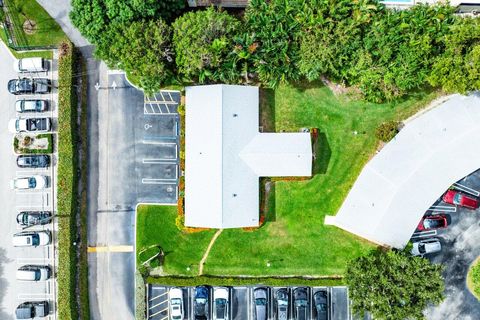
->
[411,238,441,256]
[254,288,268,320]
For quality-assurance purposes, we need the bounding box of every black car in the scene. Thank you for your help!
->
[275,288,289,320]
[293,287,309,320]
[8,78,51,95]
[194,286,209,319]
[15,301,49,319]
[313,290,328,320]
[16,211,52,227]
[16,155,50,168]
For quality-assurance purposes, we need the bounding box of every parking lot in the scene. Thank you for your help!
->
[147,285,351,320]
[411,169,480,318]
[0,43,57,319]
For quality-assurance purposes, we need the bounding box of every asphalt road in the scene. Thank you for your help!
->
[424,170,480,319]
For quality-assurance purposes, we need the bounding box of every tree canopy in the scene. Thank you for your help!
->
[172,7,240,83]
[345,249,444,320]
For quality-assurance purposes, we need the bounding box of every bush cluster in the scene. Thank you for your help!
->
[71,1,480,100]
[375,121,400,142]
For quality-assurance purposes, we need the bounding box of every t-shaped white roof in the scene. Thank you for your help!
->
[185,85,312,229]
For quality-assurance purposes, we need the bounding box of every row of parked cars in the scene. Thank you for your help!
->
[411,189,480,257]
[168,286,329,320]
[8,57,53,319]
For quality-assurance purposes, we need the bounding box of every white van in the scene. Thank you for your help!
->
[16,265,51,281]
[13,57,48,73]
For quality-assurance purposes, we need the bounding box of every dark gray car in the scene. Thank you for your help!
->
[17,211,52,227]
[254,287,268,320]
[15,301,49,319]
[275,288,289,320]
[8,78,51,95]
[17,155,50,168]
[293,287,309,320]
[314,290,328,320]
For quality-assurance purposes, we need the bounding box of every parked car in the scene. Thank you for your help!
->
[16,265,51,281]
[194,286,209,319]
[12,231,51,247]
[10,175,48,190]
[15,99,48,113]
[293,287,308,320]
[8,117,51,133]
[443,190,479,209]
[213,287,229,320]
[13,57,48,73]
[16,211,52,227]
[417,214,448,231]
[169,287,184,320]
[15,301,49,319]
[8,78,51,95]
[274,288,289,320]
[411,238,442,256]
[254,287,268,320]
[16,155,50,168]
[313,290,328,320]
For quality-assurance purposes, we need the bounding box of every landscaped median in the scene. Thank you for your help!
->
[56,40,81,320]
[136,83,440,280]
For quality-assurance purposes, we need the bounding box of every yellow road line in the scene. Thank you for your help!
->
[87,245,134,253]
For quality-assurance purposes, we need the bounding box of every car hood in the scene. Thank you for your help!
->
[8,119,18,133]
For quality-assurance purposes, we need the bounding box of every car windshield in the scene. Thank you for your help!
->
[216,298,226,306]
[278,299,288,306]
[296,299,308,307]
[32,235,39,246]
[28,178,36,188]
[196,298,206,304]
[316,303,327,311]
[453,193,462,205]
[36,101,42,108]
[255,298,267,306]
[424,219,442,229]
[418,243,426,254]
[171,298,181,305]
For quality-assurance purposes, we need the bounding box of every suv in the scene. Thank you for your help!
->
[16,265,51,281]
[254,287,268,320]
[213,287,229,320]
[275,288,289,320]
[15,301,49,319]
[17,211,52,227]
[8,78,51,95]
[293,287,309,320]
[17,155,50,168]
[194,286,209,319]
[15,99,48,113]
[12,231,51,247]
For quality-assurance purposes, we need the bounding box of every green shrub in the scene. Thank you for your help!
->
[375,121,400,142]
[146,275,344,287]
[13,134,53,154]
[56,40,78,320]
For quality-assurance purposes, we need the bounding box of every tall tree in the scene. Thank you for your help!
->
[345,249,444,320]
[172,7,240,83]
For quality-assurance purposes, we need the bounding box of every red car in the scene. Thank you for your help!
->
[443,190,479,209]
[417,214,448,231]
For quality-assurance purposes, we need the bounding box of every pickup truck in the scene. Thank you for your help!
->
[8,117,51,133]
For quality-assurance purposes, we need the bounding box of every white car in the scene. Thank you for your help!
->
[16,265,51,281]
[411,238,442,256]
[12,231,51,247]
[10,175,48,190]
[214,287,229,320]
[13,57,48,73]
[8,117,51,133]
[169,288,184,320]
[15,99,48,113]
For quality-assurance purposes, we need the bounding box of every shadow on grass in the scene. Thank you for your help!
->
[313,132,331,175]
[264,181,276,223]
[259,88,275,132]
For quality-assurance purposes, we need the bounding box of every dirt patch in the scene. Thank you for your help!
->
[23,19,37,34]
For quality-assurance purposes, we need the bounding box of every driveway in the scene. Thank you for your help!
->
[424,169,480,319]
[0,42,58,319]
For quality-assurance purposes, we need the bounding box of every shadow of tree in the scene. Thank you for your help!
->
[0,247,15,319]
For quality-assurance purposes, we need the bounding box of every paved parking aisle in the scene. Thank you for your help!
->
[148,286,169,320]
[0,42,57,319]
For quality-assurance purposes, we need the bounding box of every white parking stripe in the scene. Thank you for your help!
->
[141,179,176,184]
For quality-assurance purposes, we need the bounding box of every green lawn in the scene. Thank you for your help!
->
[3,0,67,48]
[137,83,439,277]
[136,205,215,275]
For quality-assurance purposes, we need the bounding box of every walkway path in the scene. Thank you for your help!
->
[199,229,223,275]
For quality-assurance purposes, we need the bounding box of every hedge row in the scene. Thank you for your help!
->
[146,275,344,287]
[56,41,78,320]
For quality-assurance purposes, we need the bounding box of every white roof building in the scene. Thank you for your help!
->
[326,94,480,248]
[185,85,312,229]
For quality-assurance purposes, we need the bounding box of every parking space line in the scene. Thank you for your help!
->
[453,182,480,197]
[428,205,456,212]
[141,179,176,184]
[150,300,168,309]
[149,291,168,302]
[142,159,177,164]
[148,308,168,319]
